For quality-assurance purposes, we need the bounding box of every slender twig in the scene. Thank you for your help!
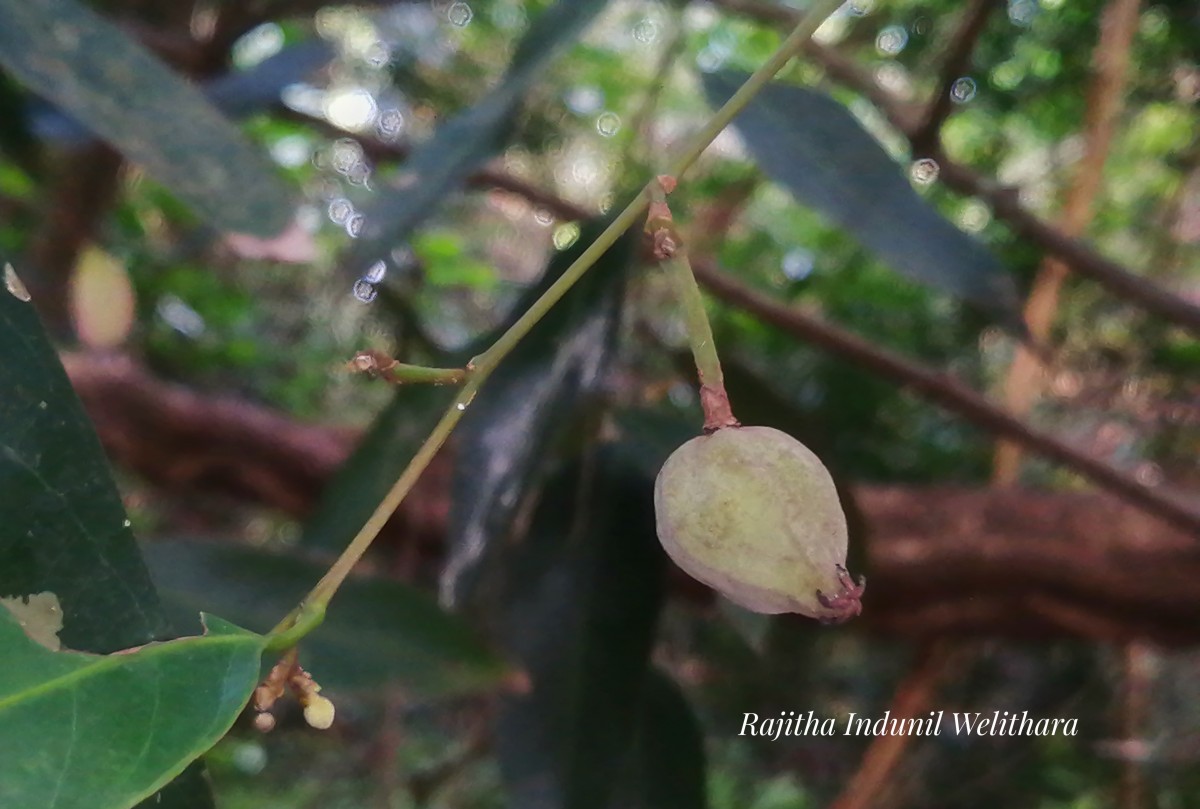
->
[347,349,467,385]
[267,0,848,644]
[909,0,997,153]
[691,258,1200,537]
[711,0,1200,337]
[647,178,738,431]
[993,0,1142,484]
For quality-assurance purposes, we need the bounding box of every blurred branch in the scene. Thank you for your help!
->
[64,352,1200,645]
[25,143,124,338]
[859,485,1200,644]
[994,0,1142,484]
[690,259,1200,537]
[827,642,960,809]
[709,0,1200,337]
[908,0,997,154]
[62,353,352,515]
[284,109,593,222]
[1115,642,1155,809]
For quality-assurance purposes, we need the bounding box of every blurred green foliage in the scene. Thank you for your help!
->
[0,0,1197,806]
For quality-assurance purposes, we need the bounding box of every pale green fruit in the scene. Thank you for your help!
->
[654,425,857,620]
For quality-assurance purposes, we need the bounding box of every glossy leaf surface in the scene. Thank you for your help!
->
[0,609,262,809]
[0,269,221,808]
[441,219,635,608]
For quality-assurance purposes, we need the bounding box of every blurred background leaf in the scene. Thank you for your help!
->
[0,0,295,235]
[492,449,667,809]
[703,71,1023,331]
[348,0,611,273]
[145,539,513,698]
[0,269,214,807]
[442,217,635,611]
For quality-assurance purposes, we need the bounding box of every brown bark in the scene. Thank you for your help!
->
[64,353,1200,646]
[857,485,1200,644]
[25,144,125,337]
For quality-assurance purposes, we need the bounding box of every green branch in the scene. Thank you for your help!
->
[266,0,846,648]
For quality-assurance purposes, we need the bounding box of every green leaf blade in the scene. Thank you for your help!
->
[0,609,263,809]
[1,274,226,807]
[0,278,166,652]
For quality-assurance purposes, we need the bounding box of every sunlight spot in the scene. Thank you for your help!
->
[950,77,977,104]
[632,17,659,44]
[553,223,581,250]
[232,23,284,69]
[363,260,387,284]
[328,198,354,225]
[447,2,473,27]
[875,25,908,55]
[1007,0,1038,26]
[352,279,377,303]
[781,248,815,281]
[596,111,621,137]
[325,88,379,131]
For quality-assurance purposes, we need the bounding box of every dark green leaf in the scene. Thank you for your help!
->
[0,268,166,652]
[493,450,666,809]
[30,40,336,144]
[347,0,610,271]
[623,670,708,809]
[702,72,1022,327]
[299,384,455,554]
[1,267,224,808]
[137,763,214,809]
[0,0,294,235]
[0,607,263,809]
[144,539,513,698]
[442,218,635,609]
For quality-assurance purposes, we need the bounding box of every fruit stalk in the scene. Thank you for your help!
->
[647,178,738,431]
